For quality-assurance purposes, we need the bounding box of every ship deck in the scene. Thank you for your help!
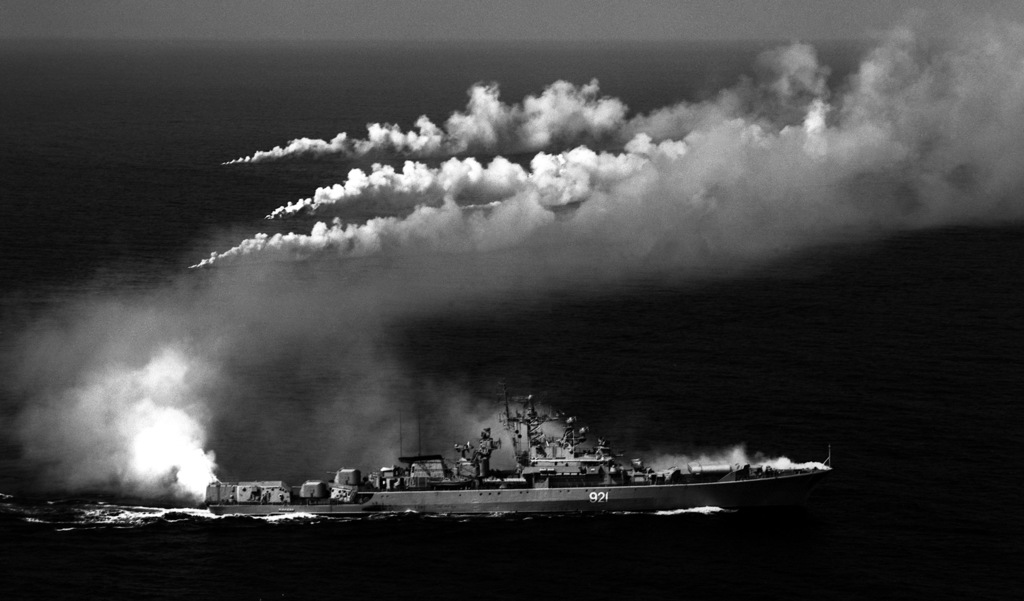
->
[206,468,831,516]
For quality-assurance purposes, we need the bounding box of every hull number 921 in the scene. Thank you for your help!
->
[588,491,609,503]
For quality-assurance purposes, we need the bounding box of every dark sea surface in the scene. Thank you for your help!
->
[1,40,1022,600]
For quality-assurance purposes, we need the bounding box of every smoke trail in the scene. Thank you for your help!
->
[264,156,529,219]
[264,148,647,220]
[9,20,1024,503]
[224,79,628,164]
[206,22,1024,272]
[225,43,833,165]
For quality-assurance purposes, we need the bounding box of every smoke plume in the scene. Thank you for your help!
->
[224,79,628,163]
[648,445,830,473]
[224,43,838,166]
[6,267,502,500]
[8,20,1024,502]
[201,22,1024,272]
[14,336,217,502]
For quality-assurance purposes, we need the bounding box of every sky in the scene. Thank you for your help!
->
[2,0,1024,42]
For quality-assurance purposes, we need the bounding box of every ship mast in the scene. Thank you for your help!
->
[499,383,556,466]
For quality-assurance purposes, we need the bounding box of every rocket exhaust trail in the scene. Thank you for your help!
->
[205,22,1024,272]
[8,19,1024,503]
[223,79,628,164]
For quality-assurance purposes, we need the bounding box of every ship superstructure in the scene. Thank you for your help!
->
[205,388,831,515]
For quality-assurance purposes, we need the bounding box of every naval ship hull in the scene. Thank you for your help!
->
[206,468,830,516]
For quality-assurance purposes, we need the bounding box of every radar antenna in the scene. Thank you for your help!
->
[498,383,554,466]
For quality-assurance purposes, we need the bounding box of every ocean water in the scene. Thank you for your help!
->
[1,38,1023,600]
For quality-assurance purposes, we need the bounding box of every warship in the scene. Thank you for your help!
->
[205,390,832,515]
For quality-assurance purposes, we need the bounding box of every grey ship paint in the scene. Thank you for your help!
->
[206,391,831,515]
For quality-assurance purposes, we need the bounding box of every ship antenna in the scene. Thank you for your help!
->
[501,381,511,424]
[825,444,832,467]
[398,407,404,457]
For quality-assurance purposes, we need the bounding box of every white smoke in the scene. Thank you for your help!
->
[648,445,829,473]
[225,43,831,166]
[264,147,644,223]
[205,22,1024,272]
[264,156,531,219]
[225,79,628,164]
[16,346,217,502]
[7,271,504,501]
[11,20,1024,503]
